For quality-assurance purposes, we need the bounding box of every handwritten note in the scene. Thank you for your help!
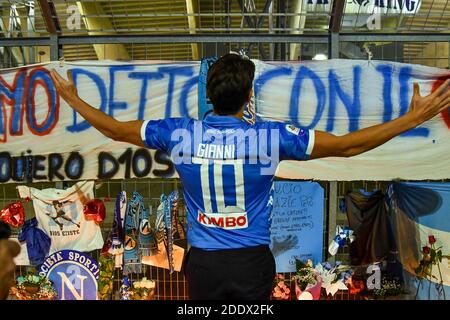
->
[270,181,324,273]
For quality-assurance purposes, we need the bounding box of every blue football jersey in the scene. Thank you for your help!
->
[141,115,314,250]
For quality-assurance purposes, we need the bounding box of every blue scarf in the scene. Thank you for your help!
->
[154,191,181,274]
[170,191,185,241]
[163,193,174,274]
[136,194,155,256]
[102,192,126,270]
[123,192,142,275]
[18,218,51,266]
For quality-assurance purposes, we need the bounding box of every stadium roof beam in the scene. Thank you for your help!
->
[76,1,130,60]
[289,0,306,60]
[37,0,61,34]
[185,0,200,60]
[328,0,345,59]
[329,0,345,33]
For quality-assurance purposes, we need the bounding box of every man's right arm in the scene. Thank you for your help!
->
[50,70,145,147]
[310,81,449,159]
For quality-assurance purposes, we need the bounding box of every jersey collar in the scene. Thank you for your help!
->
[204,114,245,127]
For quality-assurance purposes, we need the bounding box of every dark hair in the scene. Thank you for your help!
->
[0,221,11,240]
[206,53,255,115]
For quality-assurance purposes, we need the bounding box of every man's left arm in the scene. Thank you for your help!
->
[310,81,450,159]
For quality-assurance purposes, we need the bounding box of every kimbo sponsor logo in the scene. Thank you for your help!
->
[197,211,248,230]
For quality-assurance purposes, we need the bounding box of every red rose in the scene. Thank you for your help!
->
[428,235,436,245]
[422,246,430,254]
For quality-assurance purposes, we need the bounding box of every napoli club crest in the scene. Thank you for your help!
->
[39,250,99,300]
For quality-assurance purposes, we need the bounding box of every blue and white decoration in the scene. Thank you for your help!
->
[328,225,355,256]
[38,250,99,300]
[388,182,450,300]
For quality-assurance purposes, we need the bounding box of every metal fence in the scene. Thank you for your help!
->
[9,178,328,300]
[1,36,449,68]
[12,178,439,299]
[0,0,449,64]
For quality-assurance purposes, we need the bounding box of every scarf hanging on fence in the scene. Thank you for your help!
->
[155,191,184,241]
[154,194,174,273]
[146,205,160,256]
[136,195,154,257]
[155,195,166,244]
[164,191,179,274]
[123,192,142,275]
[102,191,126,268]
[170,191,185,241]
[145,191,184,273]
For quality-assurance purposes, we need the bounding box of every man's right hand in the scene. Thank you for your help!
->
[50,69,80,106]
[0,239,20,300]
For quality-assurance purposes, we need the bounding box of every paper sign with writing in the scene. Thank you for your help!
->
[270,181,324,273]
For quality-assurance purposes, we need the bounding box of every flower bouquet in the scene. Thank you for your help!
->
[97,254,115,300]
[314,261,353,296]
[10,273,57,300]
[293,259,322,300]
[414,235,449,300]
[415,235,445,281]
[272,274,291,300]
[120,277,156,300]
[132,277,156,300]
[372,276,404,299]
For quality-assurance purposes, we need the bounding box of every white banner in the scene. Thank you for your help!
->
[0,59,448,182]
